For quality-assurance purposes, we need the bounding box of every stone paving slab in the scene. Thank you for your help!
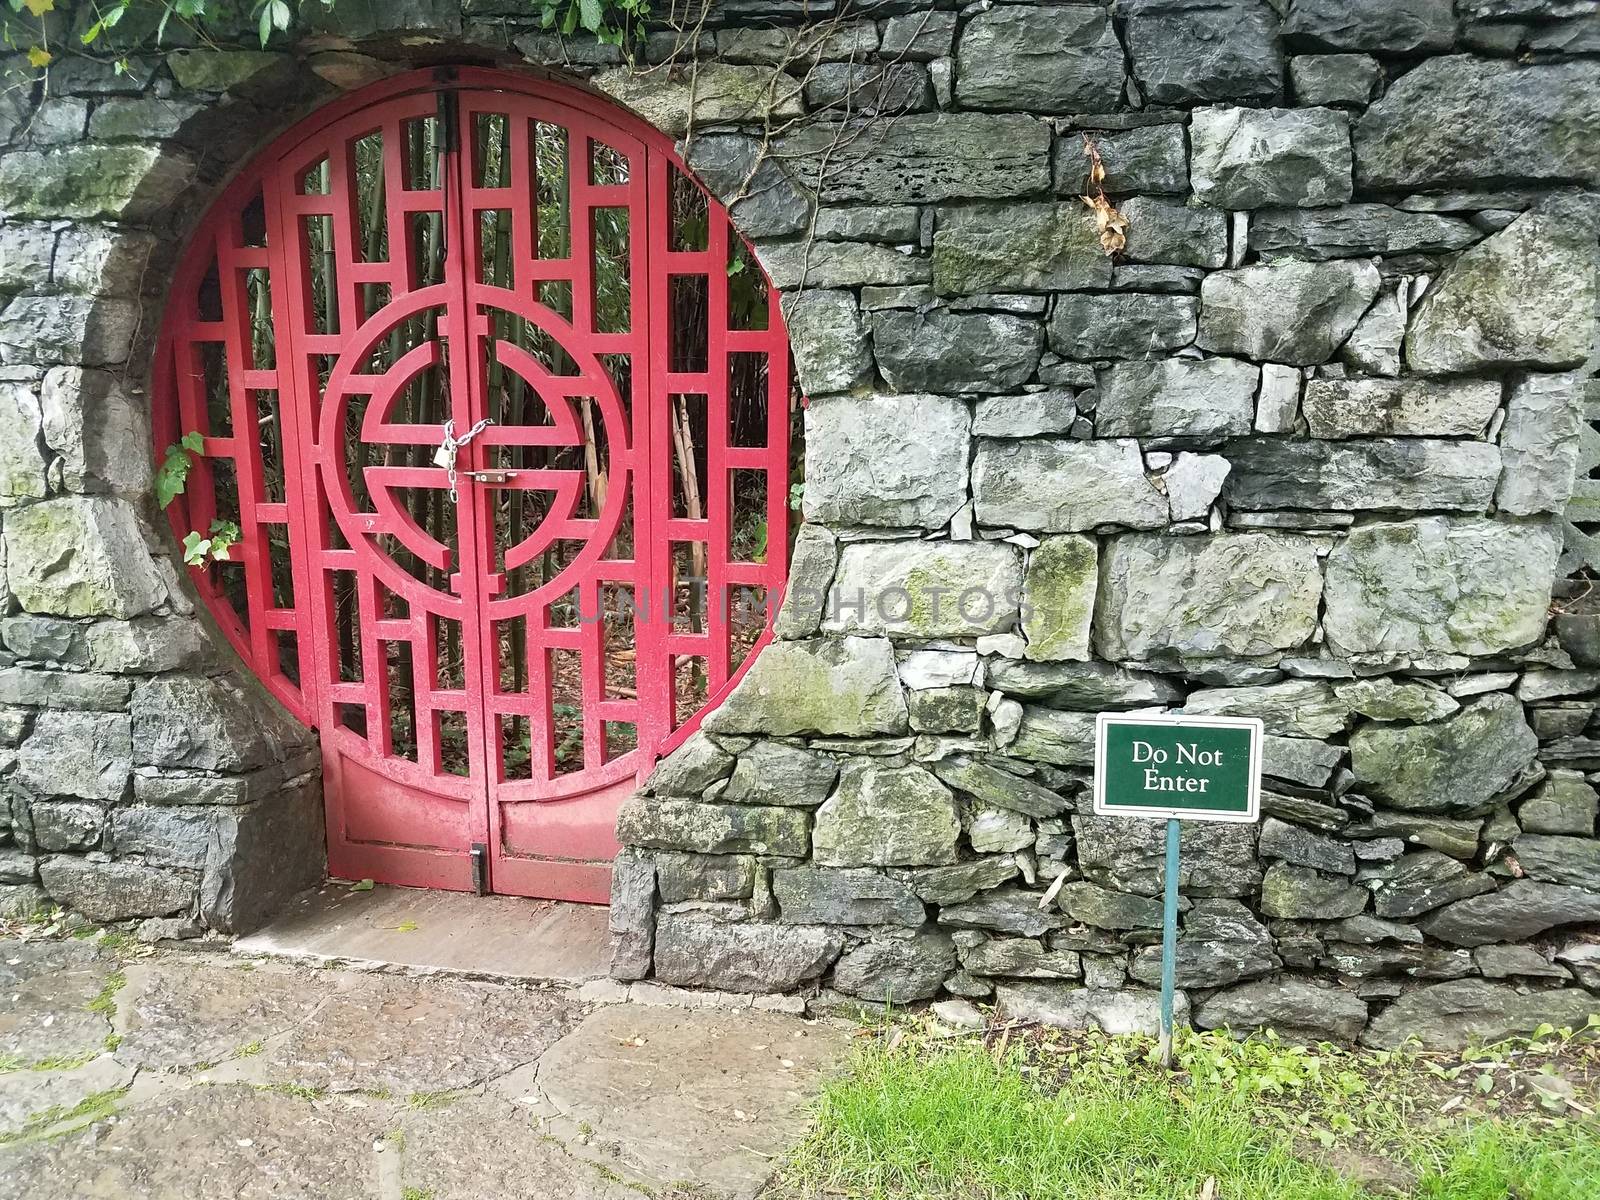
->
[533,1003,853,1199]
[117,957,578,1094]
[0,1054,135,1140]
[0,936,118,1067]
[0,1082,384,1200]
[0,934,848,1199]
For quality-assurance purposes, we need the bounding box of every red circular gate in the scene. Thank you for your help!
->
[152,69,795,902]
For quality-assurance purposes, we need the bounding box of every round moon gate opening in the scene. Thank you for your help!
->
[153,69,795,903]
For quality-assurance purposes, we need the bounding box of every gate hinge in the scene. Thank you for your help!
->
[469,843,488,896]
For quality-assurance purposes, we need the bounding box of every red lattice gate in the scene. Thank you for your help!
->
[153,69,794,902]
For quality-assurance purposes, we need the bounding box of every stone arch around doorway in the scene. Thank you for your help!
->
[0,7,835,934]
[149,66,798,903]
[4,0,1600,1052]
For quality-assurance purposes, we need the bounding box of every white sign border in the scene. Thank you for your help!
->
[1092,712,1264,824]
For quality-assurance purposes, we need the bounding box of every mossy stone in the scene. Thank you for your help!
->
[1022,535,1097,662]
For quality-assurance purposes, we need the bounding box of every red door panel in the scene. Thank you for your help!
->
[151,69,792,902]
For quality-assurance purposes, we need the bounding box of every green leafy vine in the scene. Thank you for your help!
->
[153,430,236,566]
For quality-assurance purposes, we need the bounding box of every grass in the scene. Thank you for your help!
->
[0,1086,129,1147]
[1412,1121,1600,1200]
[405,1090,455,1111]
[85,971,126,1017]
[773,1020,1600,1200]
[256,1081,327,1101]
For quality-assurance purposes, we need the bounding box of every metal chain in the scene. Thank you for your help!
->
[435,417,493,501]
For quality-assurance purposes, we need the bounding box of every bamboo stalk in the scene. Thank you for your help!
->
[670,395,707,636]
[580,397,607,516]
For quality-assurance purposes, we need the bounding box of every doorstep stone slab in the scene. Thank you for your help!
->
[232,882,611,984]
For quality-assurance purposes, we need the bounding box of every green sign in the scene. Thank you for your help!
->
[1093,713,1262,823]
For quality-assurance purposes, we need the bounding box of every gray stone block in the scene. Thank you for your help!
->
[1197,978,1368,1043]
[872,309,1042,395]
[1355,57,1600,190]
[933,202,1111,295]
[1093,532,1322,662]
[955,4,1124,113]
[1406,210,1599,374]
[831,927,955,1002]
[682,133,811,239]
[1301,378,1500,439]
[1498,372,1584,516]
[1248,204,1476,260]
[1056,125,1188,196]
[1222,438,1502,513]
[813,762,958,868]
[772,866,925,925]
[779,113,1051,204]
[616,796,811,857]
[823,540,1022,638]
[1098,357,1259,439]
[1048,292,1197,360]
[1283,0,1455,54]
[16,709,132,802]
[1350,693,1538,815]
[38,855,193,922]
[1123,0,1283,105]
[803,394,969,529]
[1192,106,1353,209]
[2,497,163,619]
[652,913,842,992]
[1118,197,1228,269]
[1198,258,1380,367]
[1324,518,1559,659]
[972,438,1168,533]
[1288,54,1381,108]
[702,636,909,737]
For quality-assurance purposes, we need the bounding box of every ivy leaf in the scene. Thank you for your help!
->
[207,519,240,562]
[181,430,205,454]
[578,0,604,32]
[350,878,375,892]
[181,531,211,566]
[26,45,50,68]
[24,0,55,16]
[154,444,193,508]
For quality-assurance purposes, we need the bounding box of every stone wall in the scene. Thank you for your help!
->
[600,0,1600,1051]
[2,0,1600,1045]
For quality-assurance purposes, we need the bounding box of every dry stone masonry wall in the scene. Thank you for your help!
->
[602,0,1600,1052]
[1,0,1599,1048]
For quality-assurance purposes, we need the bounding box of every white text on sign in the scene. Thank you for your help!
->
[1133,740,1226,793]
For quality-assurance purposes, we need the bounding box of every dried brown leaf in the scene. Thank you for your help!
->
[1082,194,1129,256]
[1079,136,1128,256]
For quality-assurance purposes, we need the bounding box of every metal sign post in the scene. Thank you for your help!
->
[1093,713,1263,1068]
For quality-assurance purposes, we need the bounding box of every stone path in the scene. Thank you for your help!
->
[0,934,852,1199]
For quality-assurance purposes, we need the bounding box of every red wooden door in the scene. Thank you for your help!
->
[152,70,792,902]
